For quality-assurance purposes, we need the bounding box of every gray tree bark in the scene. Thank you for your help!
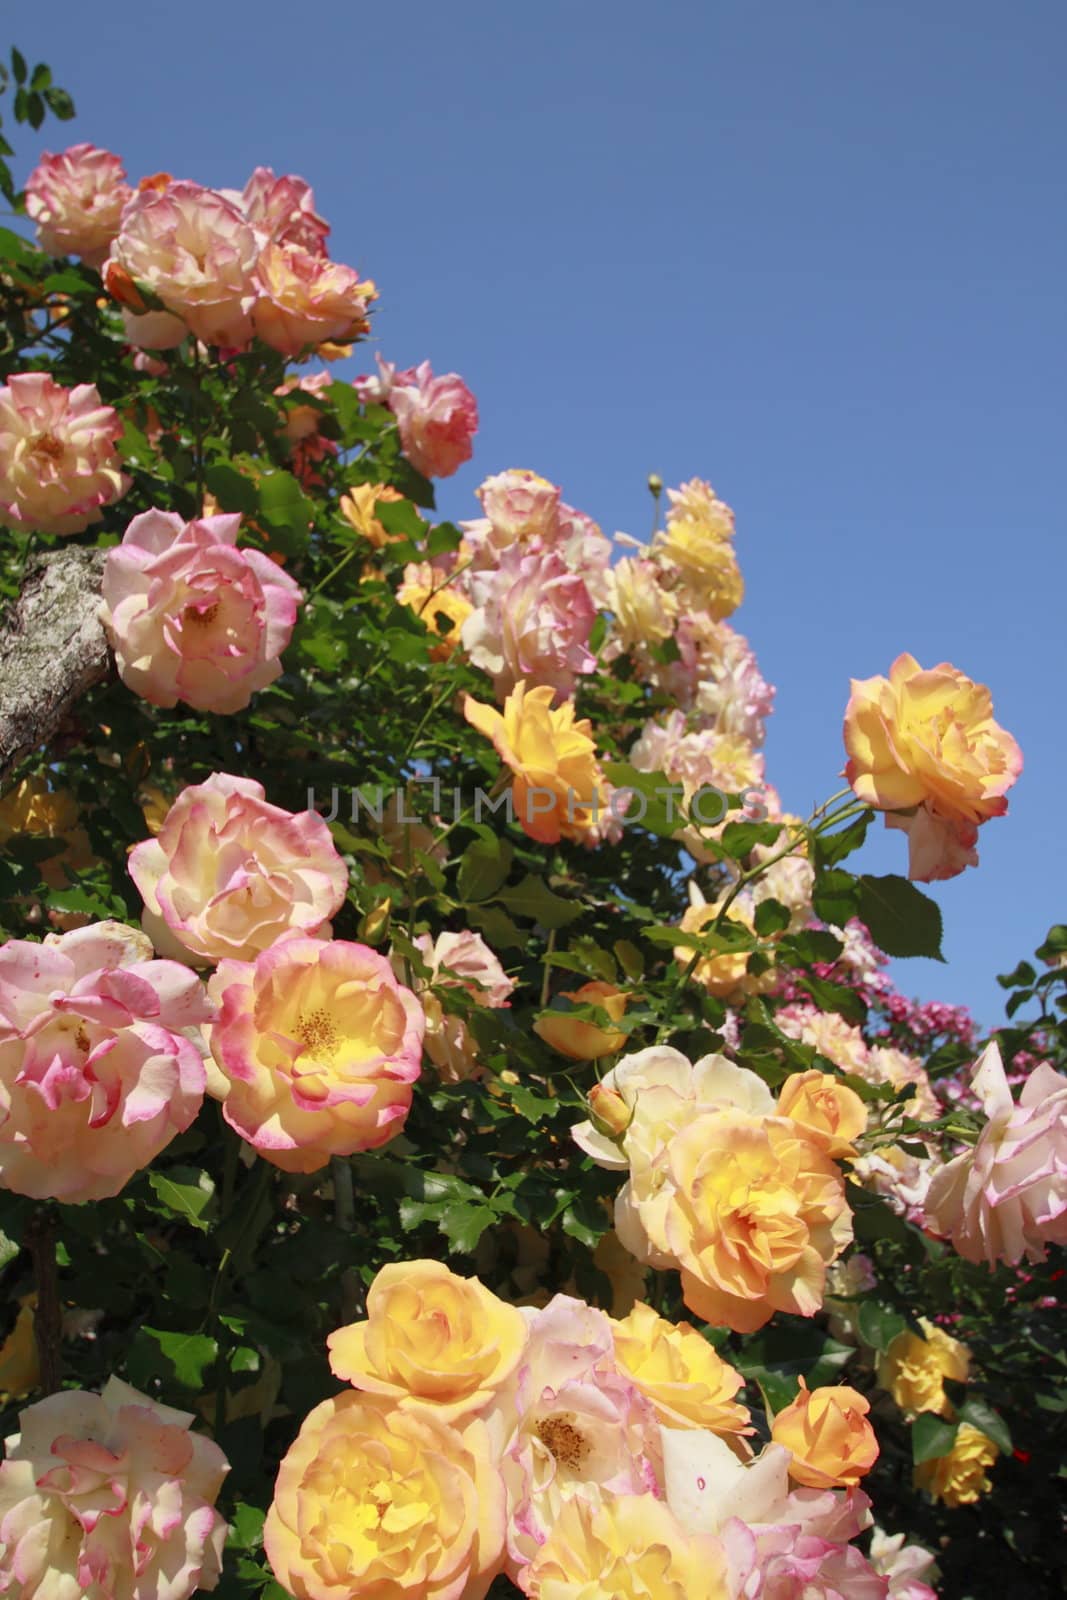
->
[0,547,111,786]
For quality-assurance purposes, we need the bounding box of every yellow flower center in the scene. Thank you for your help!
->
[536,1412,591,1470]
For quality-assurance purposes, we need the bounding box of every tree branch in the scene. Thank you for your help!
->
[0,547,111,786]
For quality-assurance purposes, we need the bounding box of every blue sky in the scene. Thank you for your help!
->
[16,0,1065,1025]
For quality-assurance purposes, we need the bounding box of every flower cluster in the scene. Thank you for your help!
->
[265,1261,887,1598]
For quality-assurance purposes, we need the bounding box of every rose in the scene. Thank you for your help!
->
[476,467,561,547]
[924,1040,1067,1266]
[397,561,473,658]
[770,1379,879,1489]
[327,1260,527,1421]
[264,1391,505,1600]
[386,361,479,479]
[338,481,406,547]
[253,241,376,357]
[534,981,629,1061]
[843,653,1022,881]
[229,166,330,253]
[777,1070,869,1158]
[652,477,743,619]
[24,143,132,267]
[493,1294,661,1581]
[0,1378,228,1600]
[207,937,424,1172]
[0,922,211,1203]
[462,546,597,701]
[128,774,348,965]
[100,509,303,714]
[913,1423,998,1508]
[868,1527,939,1600]
[632,1109,852,1332]
[0,373,129,535]
[402,930,515,1081]
[608,555,679,652]
[876,1317,969,1418]
[463,681,607,845]
[523,1492,730,1600]
[106,181,258,349]
[611,1301,750,1435]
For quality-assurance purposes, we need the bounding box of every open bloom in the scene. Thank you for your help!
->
[25,143,132,267]
[129,774,347,965]
[777,1070,869,1159]
[877,1318,969,1418]
[0,922,210,1203]
[475,468,561,548]
[463,682,607,845]
[0,373,129,535]
[254,241,375,357]
[0,1378,228,1600]
[652,478,743,619]
[843,654,1022,881]
[611,1301,750,1436]
[207,938,424,1172]
[463,547,597,702]
[925,1041,1067,1266]
[327,1261,528,1421]
[374,358,479,479]
[101,510,302,713]
[913,1423,997,1507]
[107,181,259,349]
[522,1491,730,1600]
[770,1379,879,1489]
[264,1392,505,1600]
[229,166,330,254]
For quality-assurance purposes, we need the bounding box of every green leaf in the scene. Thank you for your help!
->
[204,462,260,516]
[132,1327,218,1389]
[857,874,944,961]
[856,1300,907,1353]
[227,1504,266,1553]
[10,48,26,85]
[797,973,867,1025]
[256,470,315,553]
[721,820,782,858]
[812,868,861,927]
[497,874,582,928]
[912,1412,959,1464]
[439,1202,496,1253]
[0,1228,19,1272]
[814,810,872,868]
[466,904,525,950]
[602,762,685,840]
[147,1168,216,1232]
[44,86,76,120]
[753,898,791,937]
[29,63,51,92]
[376,498,426,540]
[1036,924,1067,964]
[457,836,513,902]
[956,1397,1012,1454]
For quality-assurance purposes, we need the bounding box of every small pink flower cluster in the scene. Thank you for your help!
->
[24,142,373,358]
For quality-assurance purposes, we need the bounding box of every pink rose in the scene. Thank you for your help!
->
[128,774,348,965]
[388,362,478,479]
[24,143,133,268]
[0,1377,228,1600]
[477,468,560,546]
[0,922,211,1202]
[0,373,129,535]
[925,1041,1067,1266]
[401,930,515,1081]
[229,166,329,254]
[100,509,303,713]
[207,938,424,1172]
[106,181,258,349]
[463,546,597,701]
[253,241,375,357]
[885,803,980,882]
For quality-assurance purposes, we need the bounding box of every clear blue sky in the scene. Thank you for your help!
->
[16,0,1065,1026]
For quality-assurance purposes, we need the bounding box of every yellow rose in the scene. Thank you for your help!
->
[397,561,473,659]
[0,1296,40,1401]
[654,1110,853,1333]
[611,1301,750,1435]
[652,477,742,620]
[770,1377,879,1488]
[878,1318,970,1418]
[534,981,629,1060]
[776,1069,868,1158]
[843,654,1022,866]
[609,555,678,650]
[914,1422,998,1507]
[264,1392,505,1600]
[339,482,406,547]
[524,1491,729,1600]
[463,681,605,845]
[0,776,92,889]
[326,1260,527,1422]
